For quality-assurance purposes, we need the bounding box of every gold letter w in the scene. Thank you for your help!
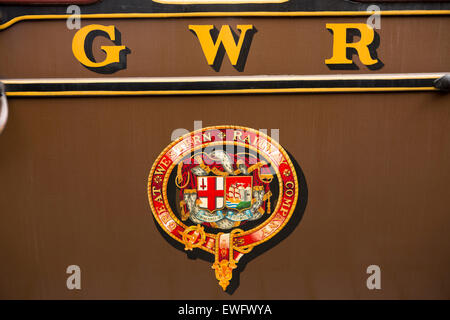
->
[189,25,255,71]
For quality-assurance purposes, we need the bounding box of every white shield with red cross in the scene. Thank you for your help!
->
[196,176,225,212]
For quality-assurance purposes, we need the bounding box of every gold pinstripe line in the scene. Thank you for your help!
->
[5,87,438,97]
[1,10,450,30]
[2,73,445,84]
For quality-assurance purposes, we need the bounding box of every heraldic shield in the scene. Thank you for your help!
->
[196,176,253,212]
[148,126,306,292]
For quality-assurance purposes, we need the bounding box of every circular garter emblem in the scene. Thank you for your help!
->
[147,126,300,291]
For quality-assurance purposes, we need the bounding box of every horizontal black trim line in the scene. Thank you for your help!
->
[3,73,447,97]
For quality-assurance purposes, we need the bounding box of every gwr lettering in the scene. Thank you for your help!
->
[189,24,255,72]
[71,23,382,73]
[72,24,129,73]
[325,23,382,70]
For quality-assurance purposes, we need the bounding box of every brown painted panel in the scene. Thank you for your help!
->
[0,17,449,78]
[0,92,449,299]
[0,14,449,299]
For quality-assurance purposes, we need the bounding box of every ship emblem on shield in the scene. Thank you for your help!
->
[147,126,302,291]
[225,177,252,210]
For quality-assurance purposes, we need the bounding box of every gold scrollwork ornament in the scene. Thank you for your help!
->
[180,225,206,251]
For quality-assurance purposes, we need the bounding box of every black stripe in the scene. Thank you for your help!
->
[5,78,436,94]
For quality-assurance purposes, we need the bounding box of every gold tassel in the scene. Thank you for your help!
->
[262,191,272,214]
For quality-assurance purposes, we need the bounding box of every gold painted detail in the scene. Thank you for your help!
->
[263,191,272,214]
[175,162,190,188]
[1,11,450,32]
[180,224,206,250]
[147,126,300,290]
[212,259,237,291]
[194,154,271,178]
[211,229,253,290]
[179,200,189,221]
[233,228,254,254]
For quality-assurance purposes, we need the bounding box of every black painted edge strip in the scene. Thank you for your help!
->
[2,77,440,96]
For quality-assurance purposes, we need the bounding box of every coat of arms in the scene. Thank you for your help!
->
[148,126,302,291]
